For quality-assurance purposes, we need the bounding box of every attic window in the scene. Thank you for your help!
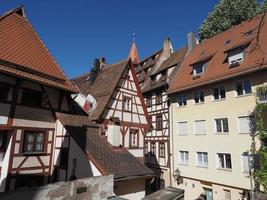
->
[193,61,208,76]
[228,47,244,66]
[151,76,156,85]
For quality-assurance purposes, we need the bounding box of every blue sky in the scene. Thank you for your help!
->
[1,0,219,78]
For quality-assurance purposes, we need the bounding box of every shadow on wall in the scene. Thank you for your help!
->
[145,152,164,194]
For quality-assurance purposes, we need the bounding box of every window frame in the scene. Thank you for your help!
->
[194,91,205,104]
[217,153,232,170]
[177,94,187,107]
[196,152,208,167]
[129,128,139,148]
[22,130,46,154]
[237,116,251,134]
[213,86,226,100]
[179,150,189,165]
[194,120,206,135]
[156,92,162,105]
[122,96,132,112]
[228,47,244,65]
[159,142,165,158]
[214,118,229,134]
[236,80,252,96]
[146,96,152,107]
[156,114,163,130]
[178,121,188,135]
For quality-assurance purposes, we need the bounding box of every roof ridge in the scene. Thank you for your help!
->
[0,5,25,21]
[198,13,264,45]
[72,72,91,80]
[102,59,129,70]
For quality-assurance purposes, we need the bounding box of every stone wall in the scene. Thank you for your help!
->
[0,175,114,200]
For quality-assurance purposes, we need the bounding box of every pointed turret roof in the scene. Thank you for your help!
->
[128,41,140,64]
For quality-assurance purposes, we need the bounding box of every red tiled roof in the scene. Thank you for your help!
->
[168,13,267,94]
[0,7,77,93]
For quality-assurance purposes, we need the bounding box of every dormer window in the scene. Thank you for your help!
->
[192,60,209,77]
[228,48,244,66]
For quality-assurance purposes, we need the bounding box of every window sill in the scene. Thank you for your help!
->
[212,98,226,102]
[22,152,46,156]
[214,132,229,135]
[196,165,208,169]
[194,102,205,105]
[177,134,188,136]
[238,132,250,134]
[129,146,139,149]
[194,133,206,136]
[235,93,252,98]
[177,105,187,108]
[179,163,189,166]
[217,168,232,172]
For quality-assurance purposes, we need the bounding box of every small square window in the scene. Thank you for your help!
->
[218,153,232,169]
[179,151,189,165]
[228,48,244,65]
[21,89,43,107]
[215,118,229,133]
[23,131,45,153]
[236,80,251,96]
[196,152,208,167]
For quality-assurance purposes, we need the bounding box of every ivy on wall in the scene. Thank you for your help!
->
[252,86,267,191]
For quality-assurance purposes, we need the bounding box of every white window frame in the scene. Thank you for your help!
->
[123,96,131,111]
[214,118,229,134]
[194,91,205,104]
[236,80,252,96]
[196,152,208,167]
[179,151,189,165]
[223,189,231,200]
[178,121,188,135]
[241,153,250,173]
[213,86,226,100]
[237,116,251,134]
[217,153,232,170]
[194,120,206,135]
[193,64,204,76]
[228,48,244,65]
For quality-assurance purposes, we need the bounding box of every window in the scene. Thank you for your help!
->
[193,61,208,76]
[236,80,252,96]
[159,142,165,158]
[0,84,9,101]
[156,92,162,105]
[156,115,163,130]
[123,96,131,111]
[179,151,189,165]
[177,95,187,107]
[144,142,148,154]
[130,129,138,147]
[194,91,204,104]
[23,131,45,153]
[238,116,251,133]
[0,131,7,151]
[241,153,250,173]
[196,152,208,167]
[224,189,231,200]
[218,153,232,169]
[228,48,244,65]
[178,121,187,135]
[151,142,156,155]
[194,120,206,135]
[215,118,229,133]
[146,96,152,107]
[151,76,156,85]
[213,86,226,100]
[21,89,43,107]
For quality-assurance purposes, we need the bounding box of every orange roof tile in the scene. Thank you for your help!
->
[0,7,77,92]
[168,13,267,94]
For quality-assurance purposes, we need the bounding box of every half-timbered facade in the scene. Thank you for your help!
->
[132,38,187,191]
[72,59,150,159]
[0,6,79,192]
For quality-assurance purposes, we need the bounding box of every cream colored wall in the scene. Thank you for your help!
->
[170,71,267,198]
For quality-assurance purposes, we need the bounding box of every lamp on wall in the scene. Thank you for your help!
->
[173,168,183,185]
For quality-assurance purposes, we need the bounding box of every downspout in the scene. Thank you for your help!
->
[167,96,172,187]
[170,95,175,187]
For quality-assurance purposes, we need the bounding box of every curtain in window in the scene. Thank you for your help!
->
[35,133,44,151]
[24,134,34,152]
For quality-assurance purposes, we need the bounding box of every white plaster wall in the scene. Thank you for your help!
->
[0,134,12,192]
[170,72,266,197]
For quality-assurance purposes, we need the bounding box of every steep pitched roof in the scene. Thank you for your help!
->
[168,13,267,94]
[72,60,129,120]
[128,41,140,64]
[57,113,153,180]
[0,6,77,92]
[138,47,187,93]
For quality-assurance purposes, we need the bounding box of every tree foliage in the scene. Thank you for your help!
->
[199,0,263,40]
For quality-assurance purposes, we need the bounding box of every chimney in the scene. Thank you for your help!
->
[162,38,173,58]
[187,32,197,52]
